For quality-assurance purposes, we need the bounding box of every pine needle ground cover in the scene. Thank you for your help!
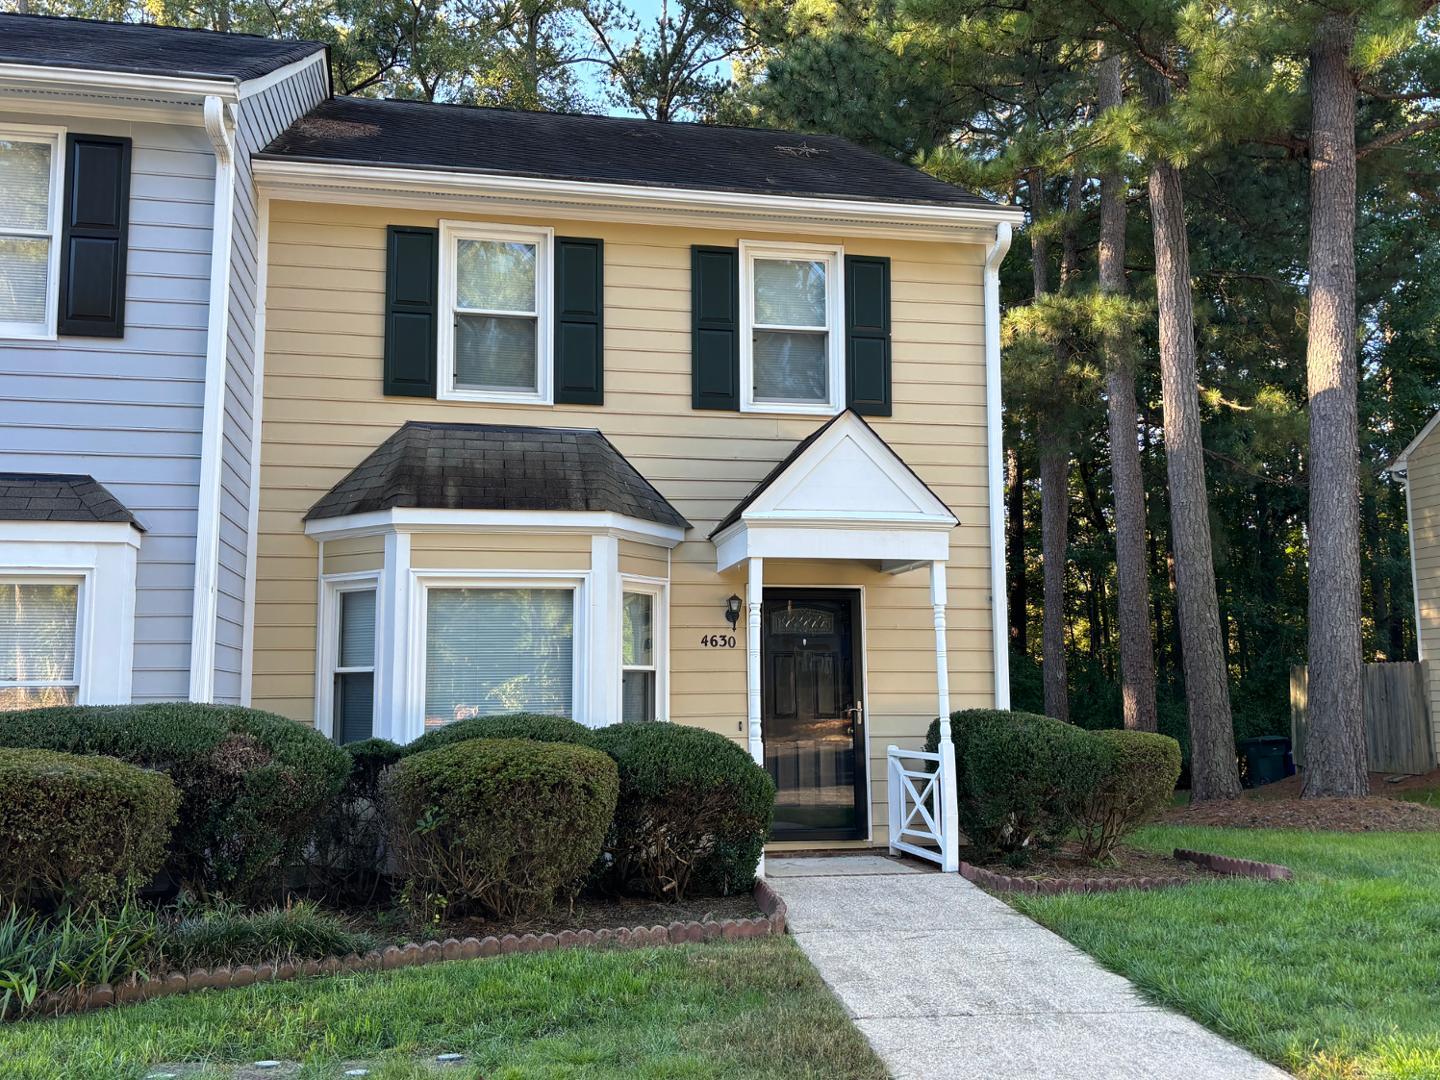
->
[1010,825,1440,1080]
[0,938,885,1080]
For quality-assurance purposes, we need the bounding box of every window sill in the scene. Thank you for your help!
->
[739,400,844,418]
[438,387,554,407]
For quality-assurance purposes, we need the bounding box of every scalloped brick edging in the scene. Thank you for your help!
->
[960,847,1293,896]
[1172,848,1293,881]
[33,882,788,1018]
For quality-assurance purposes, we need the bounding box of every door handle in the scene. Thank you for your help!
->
[843,704,864,736]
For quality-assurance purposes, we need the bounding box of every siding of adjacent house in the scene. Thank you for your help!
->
[214,57,329,702]
[1405,428,1440,753]
[250,200,994,845]
[0,107,214,702]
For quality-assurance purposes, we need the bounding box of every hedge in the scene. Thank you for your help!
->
[401,713,596,757]
[304,738,404,904]
[1075,730,1182,860]
[591,723,775,900]
[0,749,180,908]
[0,704,349,899]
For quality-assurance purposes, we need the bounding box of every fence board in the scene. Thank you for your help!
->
[1290,661,1434,774]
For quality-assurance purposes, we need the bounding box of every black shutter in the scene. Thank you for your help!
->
[57,135,131,338]
[691,245,740,410]
[383,226,439,397]
[845,254,891,416]
[554,236,604,405]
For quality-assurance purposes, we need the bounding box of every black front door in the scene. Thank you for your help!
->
[762,589,866,841]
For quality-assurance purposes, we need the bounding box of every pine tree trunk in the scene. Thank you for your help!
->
[1099,55,1159,732]
[1146,74,1241,801]
[1302,13,1368,797]
[1007,446,1028,653]
[1039,439,1071,722]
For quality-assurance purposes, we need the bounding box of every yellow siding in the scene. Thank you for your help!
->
[620,540,669,580]
[252,200,996,845]
[1407,430,1440,758]
[321,535,385,575]
[410,532,591,571]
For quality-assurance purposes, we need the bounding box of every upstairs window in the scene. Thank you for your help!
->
[740,241,843,415]
[0,127,62,340]
[438,223,553,404]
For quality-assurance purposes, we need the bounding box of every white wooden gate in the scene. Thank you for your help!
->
[886,744,959,871]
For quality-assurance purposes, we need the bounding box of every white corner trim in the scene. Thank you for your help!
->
[984,221,1013,709]
[236,50,329,100]
[303,508,686,548]
[189,93,238,704]
[240,193,272,706]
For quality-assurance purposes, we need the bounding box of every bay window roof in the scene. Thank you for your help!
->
[0,473,142,529]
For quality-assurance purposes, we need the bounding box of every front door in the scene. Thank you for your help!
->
[762,589,866,841]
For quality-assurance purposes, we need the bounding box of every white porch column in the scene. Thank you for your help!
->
[931,559,960,872]
[746,557,764,766]
[375,529,413,743]
[589,533,622,726]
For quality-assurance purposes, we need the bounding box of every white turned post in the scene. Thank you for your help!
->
[746,557,764,766]
[931,560,960,872]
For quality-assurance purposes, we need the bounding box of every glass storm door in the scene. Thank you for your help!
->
[762,590,866,841]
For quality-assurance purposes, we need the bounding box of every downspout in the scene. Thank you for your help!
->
[190,94,237,703]
[1401,469,1423,661]
[984,221,1013,708]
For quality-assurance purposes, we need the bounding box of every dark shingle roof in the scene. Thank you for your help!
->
[259,96,995,208]
[0,473,143,530]
[0,14,324,83]
[306,422,690,531]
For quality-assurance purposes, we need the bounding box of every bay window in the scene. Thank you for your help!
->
[740,241,843,415]
[0,126,62,340]
[0,579,80,709]
[621,588,658,723]
[333,586,377,744]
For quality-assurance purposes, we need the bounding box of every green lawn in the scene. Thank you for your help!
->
[0,938,885,1080]
[1010,825,1440,1080]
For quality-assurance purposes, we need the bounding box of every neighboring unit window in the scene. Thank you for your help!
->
[742,243,843,413]
[622,590,657,723]
[0,580,79,709]
[333,588,376,744]
[441,223,552,403]
[0,129,61,340]
[424,587,573,727]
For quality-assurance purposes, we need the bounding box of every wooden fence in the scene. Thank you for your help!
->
[1290,661,1435,775]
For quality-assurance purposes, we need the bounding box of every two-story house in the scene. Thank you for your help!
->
[0,15,326,708]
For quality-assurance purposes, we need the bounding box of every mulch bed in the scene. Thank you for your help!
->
[1163,794,1440,832]
[962,841,1228,885]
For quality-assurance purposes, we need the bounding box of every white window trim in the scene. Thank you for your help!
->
[436,220,555,405]
[315,571,380,740]
[0,123,66,342]
[0,572,85,705]
[621,576,669,723]
[405,570,590,741]
[738,239,845,416]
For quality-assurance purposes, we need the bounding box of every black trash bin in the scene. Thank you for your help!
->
[1239,735,1292,788]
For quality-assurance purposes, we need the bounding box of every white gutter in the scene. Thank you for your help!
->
[984,221,1013,708]
[1402,472,1424,660]
[190,93,237,703]
[0,63,239,100]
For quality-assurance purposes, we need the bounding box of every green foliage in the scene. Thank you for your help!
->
[590,723,775,900]
[1074,731,1182,860]
[0,704,350,900]
[402,713,596,756]
[383,738,618,918]
[304,739,405,904]
[924,709,1108,855]
[0,749,179,910]
[156,900,376,971]
[0,901,157,1019]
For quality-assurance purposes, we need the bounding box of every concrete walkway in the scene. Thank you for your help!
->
[768,855,1290,1080]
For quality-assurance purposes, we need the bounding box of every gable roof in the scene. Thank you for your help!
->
[258,95,996,209]
[0,473,143,530]
[305,421,690,531]
[0,13,324,83]
[1386,409,1440,475]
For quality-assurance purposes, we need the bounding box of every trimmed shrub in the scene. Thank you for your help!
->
[1075,730,1182,861]
[925,709,1108,856]
[383,738,618,919]
[0,749,179,909]
[591,723,775,900]
[157,900,376,970]
[401,713,596,756]
[0,704,350,899]
[304,738,404,904]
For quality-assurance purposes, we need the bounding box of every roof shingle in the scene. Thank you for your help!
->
[0,473,143,529]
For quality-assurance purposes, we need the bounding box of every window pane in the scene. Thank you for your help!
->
[455,314,537,392]
[622,669,656,724]
[335,671,375,744]
[622,592,654,667]
[0,582,78,682]
[0,139,52,232]
[0,686,77,710]
[753,330,828,403]
[425,588,573,727]
[0,237,49,325]
[456,238,536,312]
[339,589,376,669]
[754,258,826,327]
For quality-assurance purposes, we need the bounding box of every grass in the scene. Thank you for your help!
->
[0,937,885,1080]
[1009,824,1440,1080]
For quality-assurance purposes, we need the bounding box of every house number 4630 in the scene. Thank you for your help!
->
[700,634,737,648]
